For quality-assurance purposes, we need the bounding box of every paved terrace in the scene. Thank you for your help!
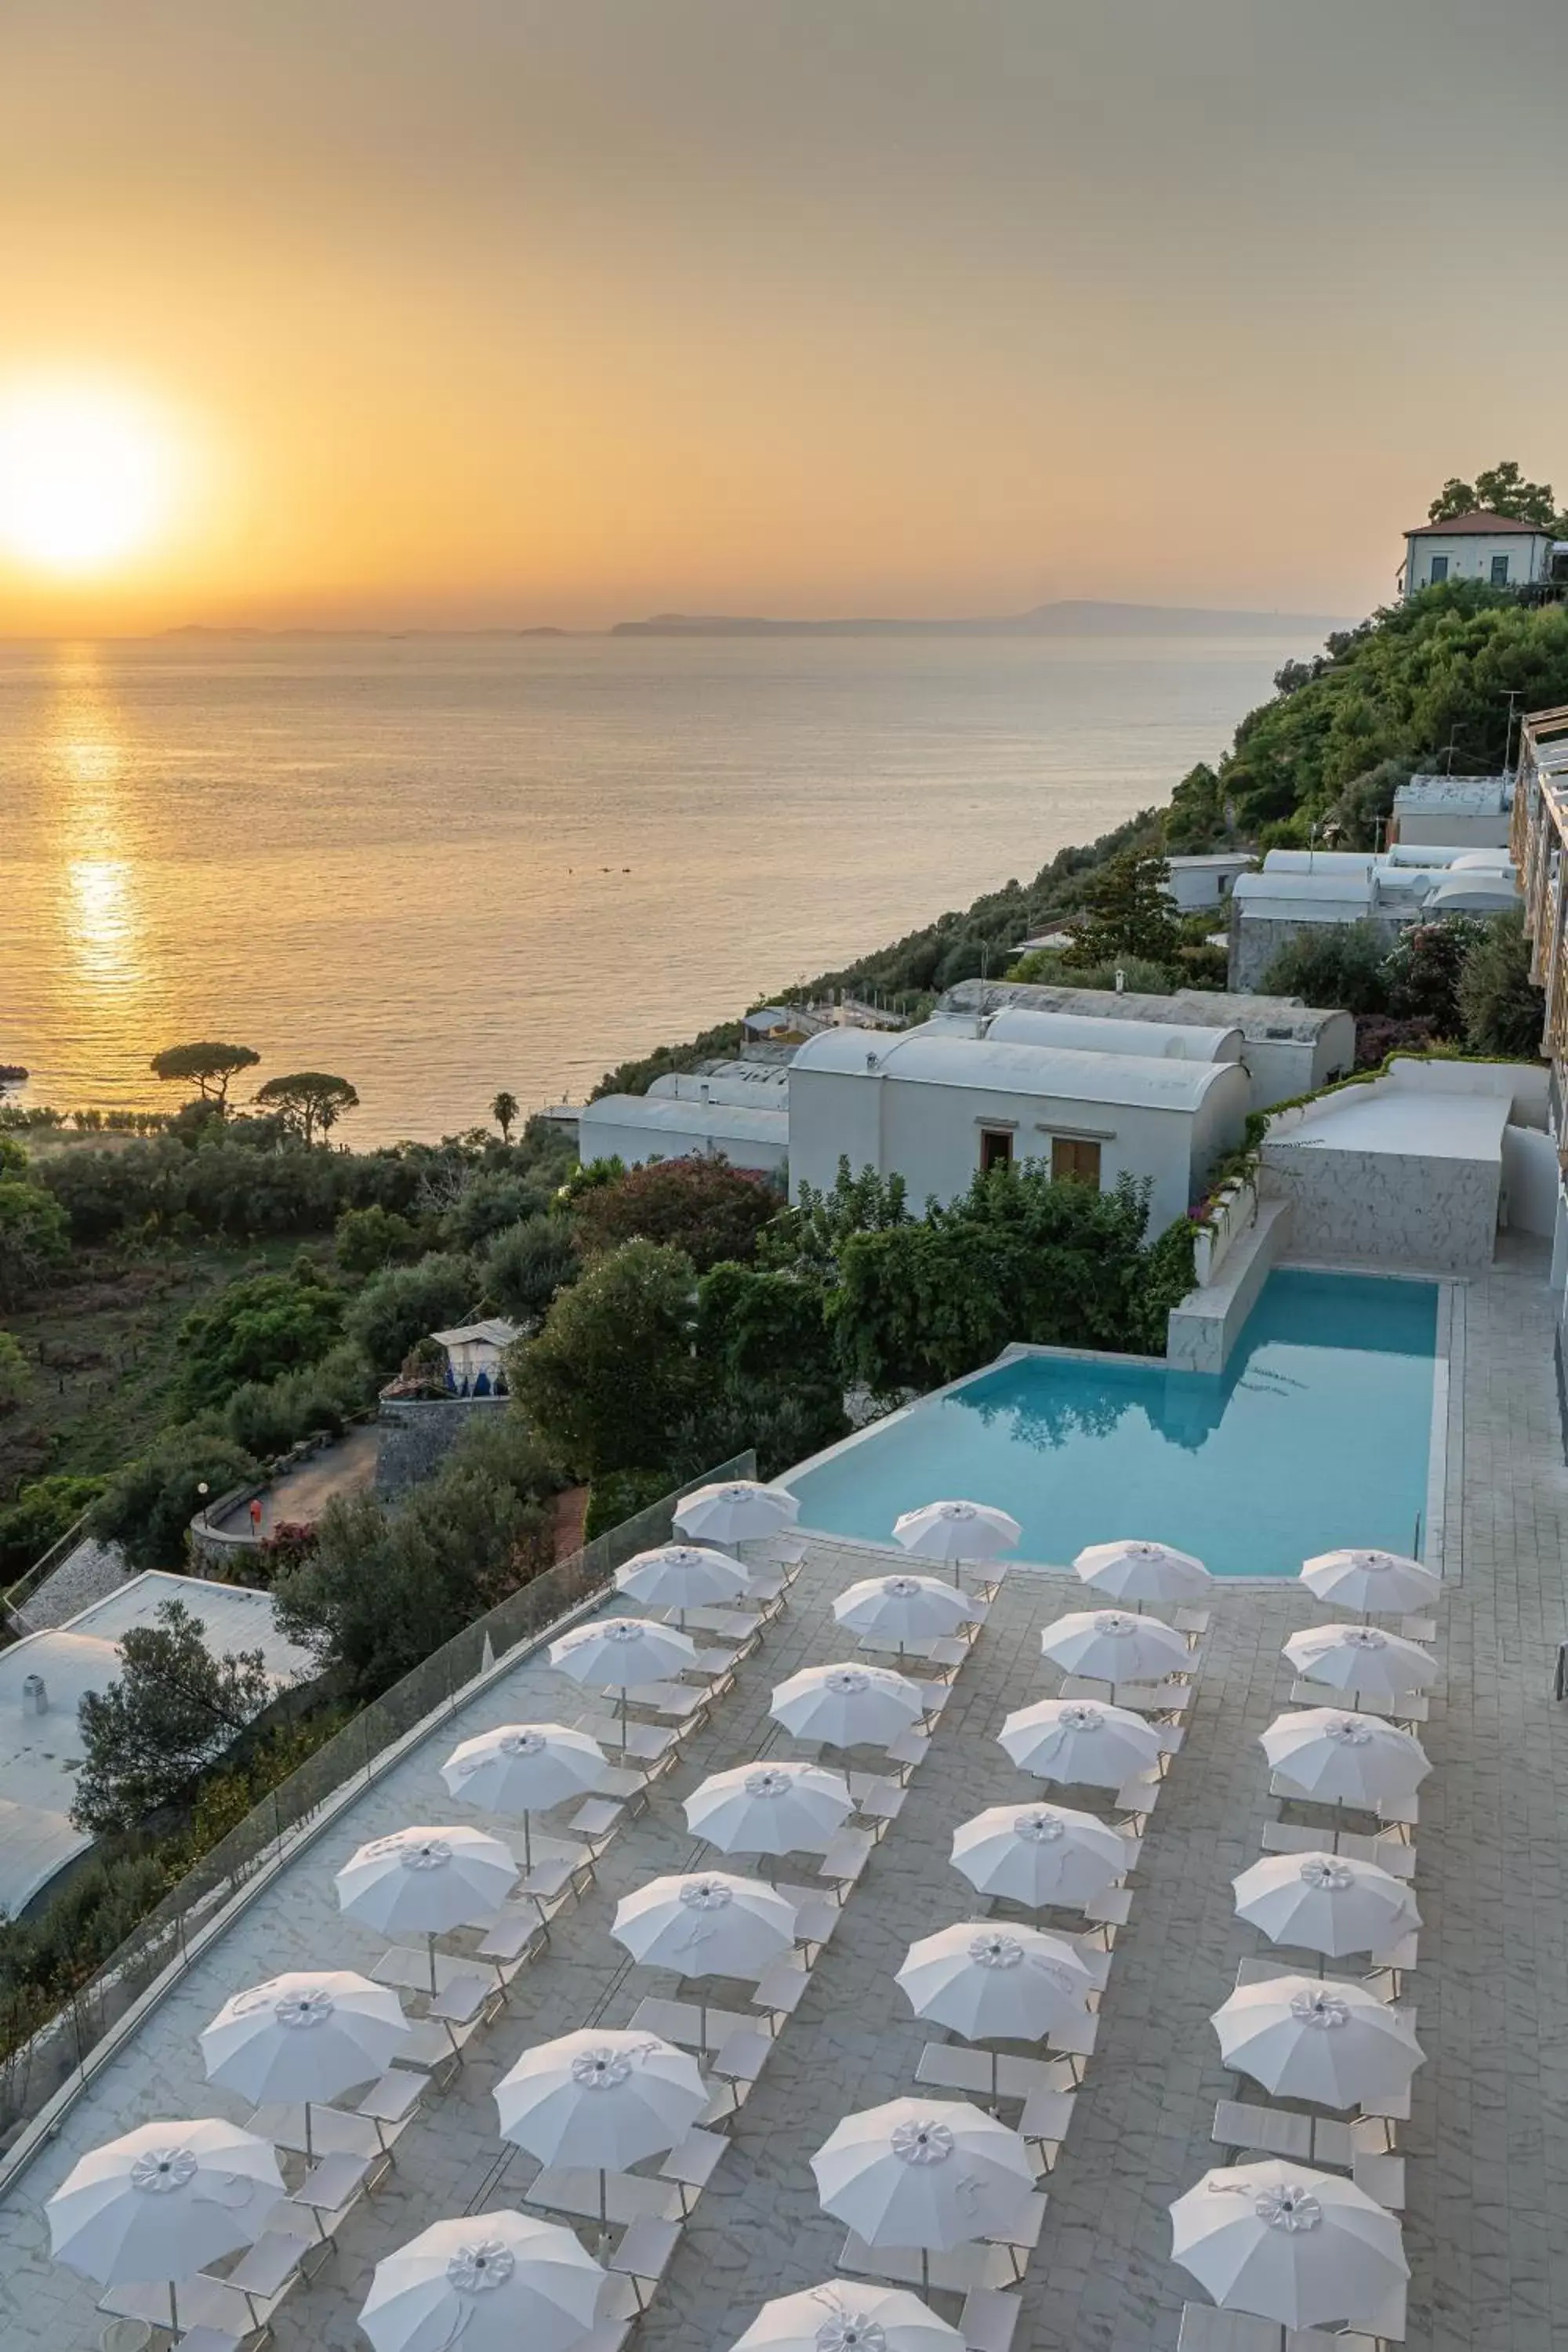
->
[0,1240,1563,2350]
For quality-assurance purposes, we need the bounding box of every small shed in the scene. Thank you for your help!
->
[430,1317,521,1395]
[1390,774,1513,849]
[577,1093,789,1176]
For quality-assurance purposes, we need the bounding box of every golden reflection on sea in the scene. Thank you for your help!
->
[50,647,148,1027]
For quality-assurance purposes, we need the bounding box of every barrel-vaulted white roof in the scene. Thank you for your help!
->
[789,1023,1243,1112]
[983,1005,1244,1064]
[938,978,1350,1046]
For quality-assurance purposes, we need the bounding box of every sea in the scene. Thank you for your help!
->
[0,630,1319,1145]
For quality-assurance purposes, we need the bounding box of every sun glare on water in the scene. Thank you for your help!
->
[0,380,178,576]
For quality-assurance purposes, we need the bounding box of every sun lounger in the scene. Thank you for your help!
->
[1287,1679,1430,1724]
[750,1953,811,2028]
[249,2100,384,2165]
[960,2286,1022,2351]
[1258,1820,1417,1878]
[916,2042,1062,2111]
[630,1994,752,2053]
[817,1825,877,1897]
[527,2168,681,2228]
[848,1773,907,1832]
[626,1679,712,1724]
[1178,2306,1381,2350]
[1233,1955,1413,2015]
[608,2217,684,2310]
[1174,1606,1211,1637]
[884,1727,931,1780]
[1017,2083,1074,2162]
[356,2067,424,2150]
[837,2235,1018,2295]
[1083,1884,1134,1928]
[775,1882,840,1958]
[659,2126,730,2211]
[570,1797,628,1845]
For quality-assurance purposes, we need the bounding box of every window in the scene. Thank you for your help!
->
[1490,554,1511,586]
[1051,1135,1102,1188]
[978,1127,1014,1174]
[1428,555,1449,584]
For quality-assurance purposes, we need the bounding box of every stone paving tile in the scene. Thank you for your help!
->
[1,1240,1566,2349]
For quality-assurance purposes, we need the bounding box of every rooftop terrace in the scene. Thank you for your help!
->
[0,1245,1562,2350]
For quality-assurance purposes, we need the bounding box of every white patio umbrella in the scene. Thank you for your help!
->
[441,1723,607,1866]
[892,1498,1020,1585]
[1232,1852,1421,1959]
[674,1479,800,1545]
[1170,2160,1409,2333]
[998,1696,1163,1791]
[200,1970,408,2160]
[895,1922,1094,2056]
[1039,1609,1190,1683]
[1213,1975,1425,2110]
[731,2281,964,2352]
[1259,1708,1430,1809]
[335,1824,519,1992]
[615,1543,750,1627]
[1282,1623,1437,1708]
[1074,1537,1212,1610]
[611,1871,797,2043]
[684,1761,852,1862]
[833,1573,975,1656]
[951,1800,1130,1910]
[495,2030,706,2232]
[1299,1548,1440,1618]
[548,1614,699,1737]
[770,1661,925,1751]
[359,2209,606,2352]
[811,2097,1035,2288]
[46,2118,284,2335]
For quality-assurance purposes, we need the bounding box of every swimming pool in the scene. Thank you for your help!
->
[786,1269,1442,1578]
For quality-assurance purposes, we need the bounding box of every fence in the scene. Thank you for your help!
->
[0,1450,754,2171]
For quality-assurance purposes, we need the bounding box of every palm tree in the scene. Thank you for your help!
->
[491,1089,520,1144]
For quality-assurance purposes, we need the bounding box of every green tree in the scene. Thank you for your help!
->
[572,1156,781,1272]
[0,1329,30,1413]
[512,1239,700,1478]
[490,1091,520,1143]
[335,1203,420,1276]
[1428,461,1558,528]
[1163,762,1225,854]
[176,1269,343,1409]
[1261,921,1391,1018]
[71,1598,273,1834]
[1382,917,1480,1034]
[149,1041,260,1110]
[1064,850,1181,971]
[1458,909,1546,1058]
[255,1072,360,1145]
[757,1157,909,1283]
[0,1472,104,1581]
[483,1214,580,1326]
[343,1251,475,1379]
[0,1179,70,1305]
[89,1429,260,1571]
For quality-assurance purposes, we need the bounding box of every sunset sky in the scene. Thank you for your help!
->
[3,0,1566,633]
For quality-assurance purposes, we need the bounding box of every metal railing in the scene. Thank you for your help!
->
[0,1450,754,2169]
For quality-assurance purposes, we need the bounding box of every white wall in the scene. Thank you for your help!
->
[789,1061,1249,1231]
[577,1099,789,1175]
[1501,1124,1559,1236]
[1405,528,1550,591]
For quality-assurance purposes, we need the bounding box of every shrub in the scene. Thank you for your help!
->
[1261,920,1391,1017]
[176,1269,344,1410]
[0,1472,104,1581]
[90,1429,260,1572]
[1458,908,1546,1058]
[1352,1014,1440,1071]
[1382,917,1479,1033]
[511,1240,701,1479]
[439,1169,557,1251]
[0,1180,70,1305]
[343,1253,476,1379]
[335,1204,420,1276]
[483,1214,581,1326]
[0,1330,30,1414]
[572,1156,782,1272]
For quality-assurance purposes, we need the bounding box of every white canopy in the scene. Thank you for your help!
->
[548,1615,698,1691]
[730,2281,963,2352]
[358,2210,606,2352]
[1073,1539,1212,1607]
[833,1574,975,1644]
[950,1801,1129,1909]
[1039,1609,1189,1682]
[200,1970,408,2111]
[611,1871,797,1981]
[46,2118,283,2303]
[1170,2160,1408,2332]
[1212,1975,1424,2109]
[495,2031,706,2170]
[1299,1549,1439,1616]
[892,1500,1019,1575]
[674,1481,800,1544]
[998,1697,1163,1790]
[1260,1709,1430,1806]
[335,1826,517,1939]
[811,2097,1034,2252]
[770,1662,924,1749]
[1232,1852,1419,1958]
[615,1544,750,1614]
[895,1922,1094,2042]
[441,1723,606,1819]
[684,1761,852,1857]
[1282,1623,1437,1704]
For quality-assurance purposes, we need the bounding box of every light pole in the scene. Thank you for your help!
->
[197,1480,209,1529]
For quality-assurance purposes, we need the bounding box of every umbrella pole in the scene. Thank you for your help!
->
[428,1930,438,1998]
[699,1994,709,2050]
[523,1810,533,1872]
[169,2280,180,2336]
[920,2246,930,2296]
[305,2099,314,2162]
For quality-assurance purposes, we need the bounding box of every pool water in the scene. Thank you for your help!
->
[786,1270,1439,1578]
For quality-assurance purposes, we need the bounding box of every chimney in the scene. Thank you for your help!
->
[21,1673,46,1717]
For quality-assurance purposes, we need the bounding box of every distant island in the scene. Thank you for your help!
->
[612,600,1352,638]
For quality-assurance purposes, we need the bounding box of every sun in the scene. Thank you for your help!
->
[0,380,176,577]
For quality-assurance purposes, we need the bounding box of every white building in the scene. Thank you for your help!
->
[430,1318,521,1392]
[648,1062,793,1109]
[1400,509,1556,597]
[786,1023,1249,1232]
[1229,848,1519,989]
[978,1004,1245,1065]
[0,1573,316,1918]
[1390,773,1513,848]
[940,978,1355,1111]
[576,1091,789,1175]
[1163,851,1256,913]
